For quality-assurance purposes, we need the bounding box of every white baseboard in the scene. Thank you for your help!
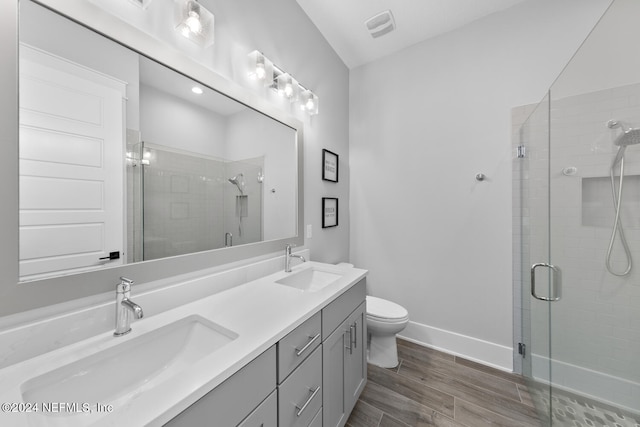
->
[532,354,640,414]
[399,321,514,372]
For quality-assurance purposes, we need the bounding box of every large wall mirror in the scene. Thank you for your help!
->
[0,0,303,315]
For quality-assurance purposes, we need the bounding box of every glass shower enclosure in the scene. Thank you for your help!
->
[516,0,640,425]
[128,142,264,262]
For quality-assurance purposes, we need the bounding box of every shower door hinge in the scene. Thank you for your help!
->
[518,342,526,357]
[516,145,527,159]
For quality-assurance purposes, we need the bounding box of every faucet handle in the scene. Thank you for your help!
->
[117,276,134,292]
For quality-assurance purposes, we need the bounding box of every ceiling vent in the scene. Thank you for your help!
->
[365,10,396,39]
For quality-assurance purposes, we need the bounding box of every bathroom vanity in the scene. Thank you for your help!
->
[167,279,366,427]
[0,261,367,427]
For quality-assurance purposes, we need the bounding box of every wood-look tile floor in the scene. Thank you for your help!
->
[346,338,541,427]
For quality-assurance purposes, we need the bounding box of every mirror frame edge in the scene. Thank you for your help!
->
[0,0,304,317]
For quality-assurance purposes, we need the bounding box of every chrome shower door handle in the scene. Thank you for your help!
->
[531,263,562,301]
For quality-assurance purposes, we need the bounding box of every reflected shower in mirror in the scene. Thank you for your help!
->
[18,0,298,281]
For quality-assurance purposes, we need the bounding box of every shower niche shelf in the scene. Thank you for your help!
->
[582,175,640,228]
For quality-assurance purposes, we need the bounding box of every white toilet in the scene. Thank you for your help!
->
[366,295,409,368]
[334,263,409,368]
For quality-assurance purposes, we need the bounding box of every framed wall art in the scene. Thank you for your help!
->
[322,149,338,182]
[322,197,338,228]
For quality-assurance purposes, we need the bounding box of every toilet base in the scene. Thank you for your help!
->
[367,333,399,368]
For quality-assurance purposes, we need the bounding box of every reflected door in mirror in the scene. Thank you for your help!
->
[19,45,126,280]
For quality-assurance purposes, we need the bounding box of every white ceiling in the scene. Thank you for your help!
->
[139,56,246,116]
[295,0,528,69]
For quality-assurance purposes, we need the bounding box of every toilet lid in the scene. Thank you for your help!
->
[366,296,408,320]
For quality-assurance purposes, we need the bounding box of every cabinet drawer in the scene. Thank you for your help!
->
[308,407,322,427]
[322,279,366,339]
[164,346,276,427]
[278,346,322,427]
[278,311,321,383]
[237,390,277,427]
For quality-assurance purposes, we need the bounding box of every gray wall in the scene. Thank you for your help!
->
[349,0,612,369]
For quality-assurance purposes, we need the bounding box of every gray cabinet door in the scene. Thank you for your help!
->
[322,320,347,427]
[344,302,366,414]
[322,301,367,427]
[164,347,275,427]
[238,390,277,427]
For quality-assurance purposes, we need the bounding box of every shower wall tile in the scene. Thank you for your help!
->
[143,148,225,260]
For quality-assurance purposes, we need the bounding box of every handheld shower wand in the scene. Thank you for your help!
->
[605,120,640,276]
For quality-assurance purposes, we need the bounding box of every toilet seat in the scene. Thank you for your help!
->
[366,296,409,322]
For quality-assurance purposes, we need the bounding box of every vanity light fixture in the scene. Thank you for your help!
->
[276,72,299,102]
[142,149,152,165]
[176,0,215,47]
[126,151,150,166]
[300,89,319,116]
[247,50,319,115]
[247,51,274,86]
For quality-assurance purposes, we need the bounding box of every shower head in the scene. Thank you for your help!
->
[613,127,640,147]
[611,130,640,168]
[607,119,640,146]
[228,173,245,194]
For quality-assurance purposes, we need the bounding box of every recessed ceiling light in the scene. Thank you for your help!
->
[192,86,204,95]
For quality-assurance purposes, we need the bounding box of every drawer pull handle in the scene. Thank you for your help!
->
[295,386,320,417]
[295,333,320,357]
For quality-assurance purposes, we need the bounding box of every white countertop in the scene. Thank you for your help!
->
[0,261,367,427]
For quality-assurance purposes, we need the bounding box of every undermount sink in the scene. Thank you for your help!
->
[276,267,343,292]
[21,315,237,415]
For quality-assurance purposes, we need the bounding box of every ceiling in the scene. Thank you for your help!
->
[295,0,528,69]
[139,56,246,116]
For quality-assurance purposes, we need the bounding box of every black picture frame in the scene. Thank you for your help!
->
[322,198,338,228]
[322,149,338,182]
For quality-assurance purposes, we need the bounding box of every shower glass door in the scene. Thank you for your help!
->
[518,91,552,425]
[520,0,640,425]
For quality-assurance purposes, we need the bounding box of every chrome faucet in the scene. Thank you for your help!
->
[114,277,144,337]
[285,244,306,272]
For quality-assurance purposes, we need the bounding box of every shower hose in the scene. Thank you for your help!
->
[606,156,633,276]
